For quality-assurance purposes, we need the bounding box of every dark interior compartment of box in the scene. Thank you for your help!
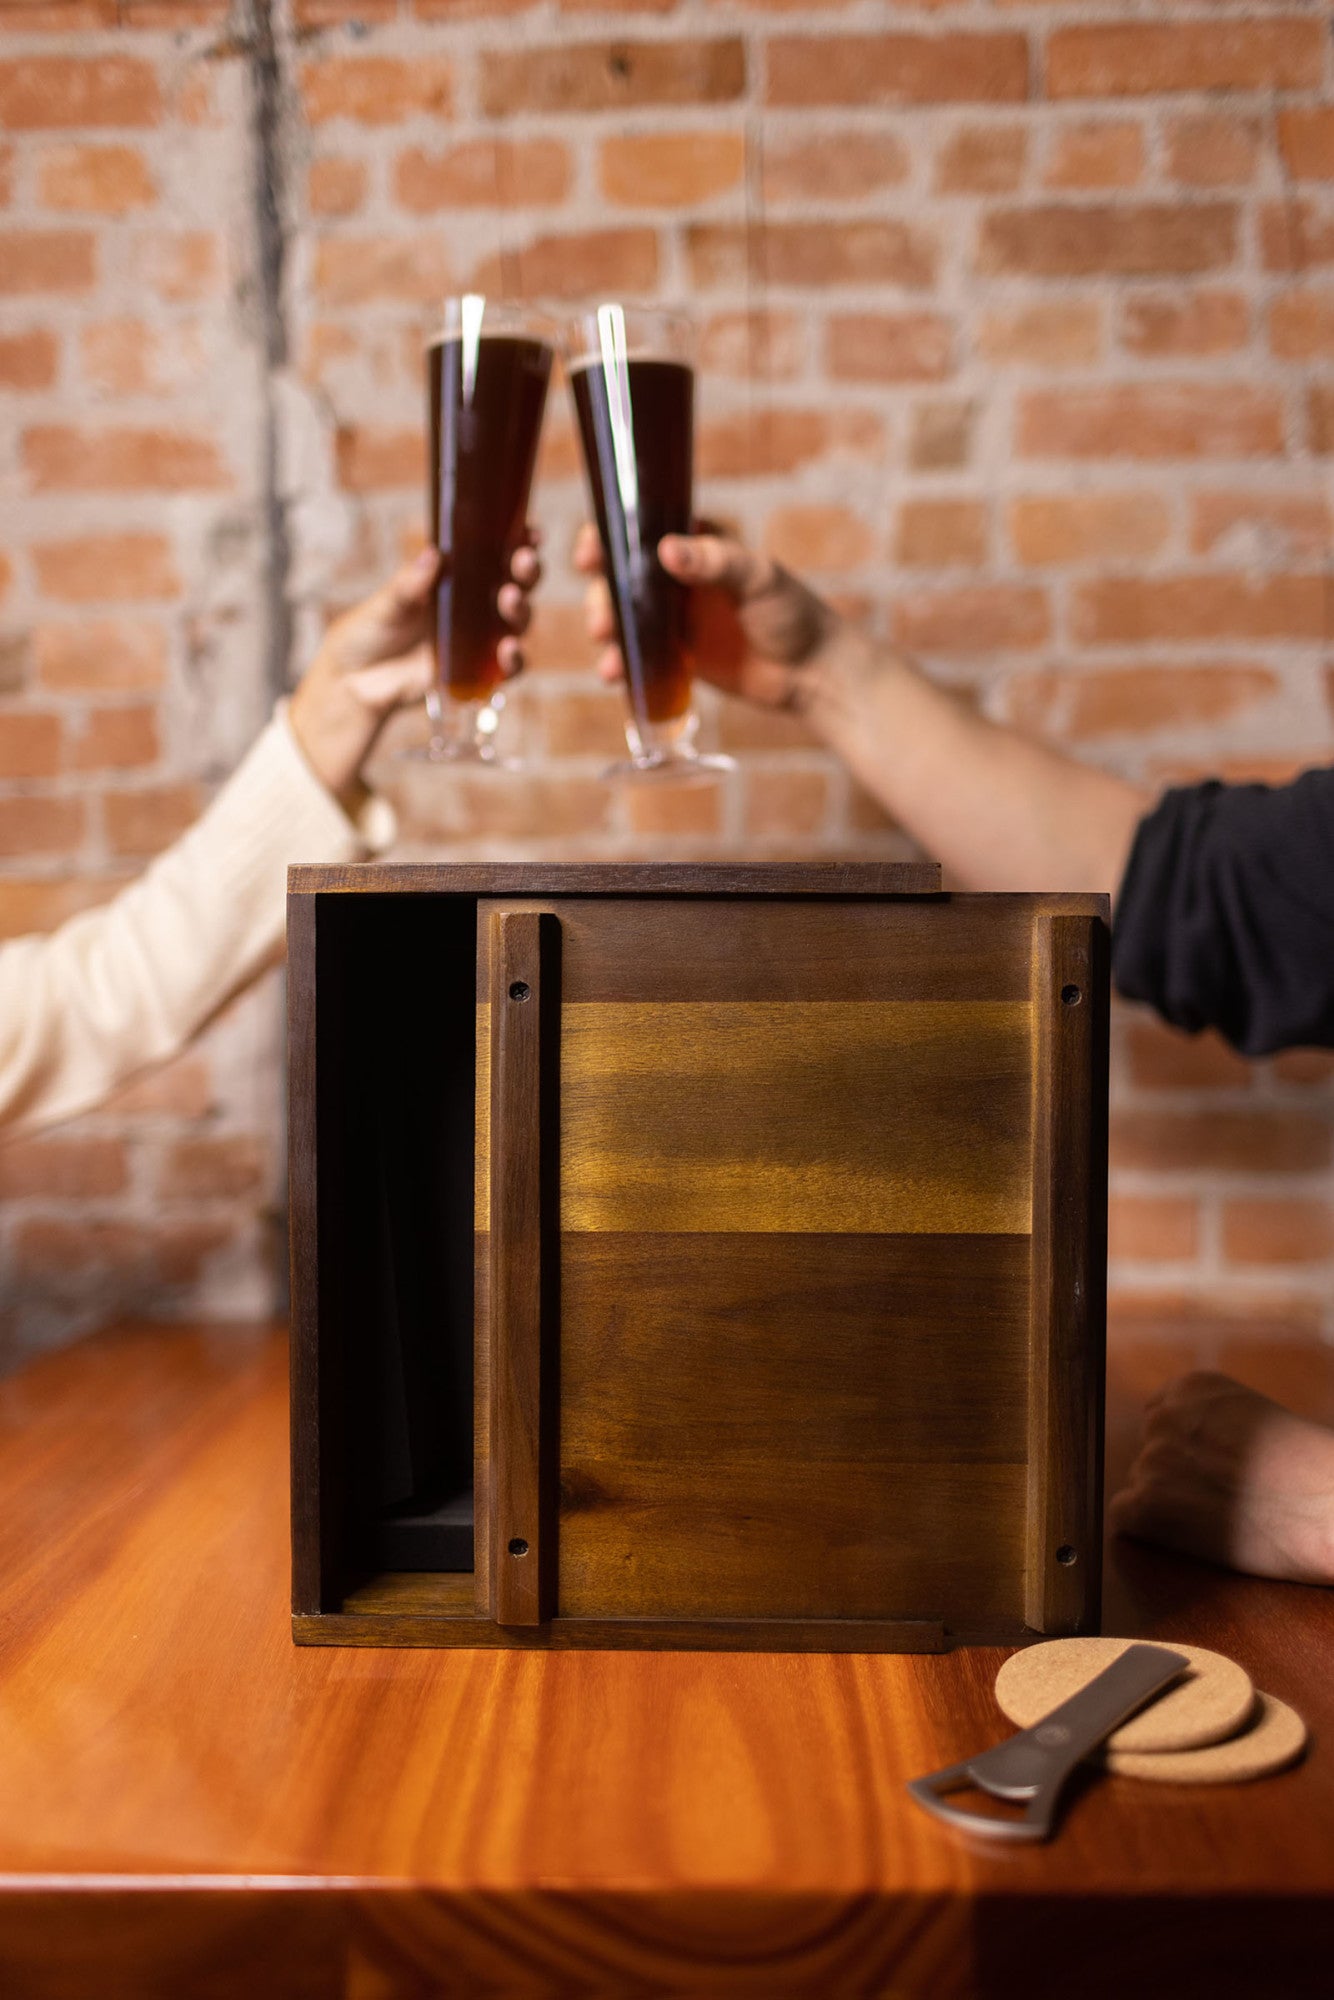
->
[314,895,476,1577]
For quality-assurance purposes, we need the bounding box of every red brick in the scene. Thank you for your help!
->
[1018,383,1282,459]
[1047,22,1323,98]
[909,399,974,470]
[1110,1108,1330,1175]
[894,585,1050,654]
[1003,663,1278,740]
[0,139,10,200]
[1191,490,1331,561]
[119,1,227,22]
[314,234,452,306]
[70,704,159,771]
[160,1134,267,1200]
[396,138,570,211]
[1311,383,1334,455]
[699,407,883,480]
[153,1219,239,1287]
[131,231,219,302]
[0,875,113,941]
[1126,1018,1253,1090]
[1009,493,1169,566]
[977,300,1102,368]
[294,0,394,21]
[33,534,179,604]
[0,710,61,777]
[0,793,84,856]
[473,227,658,300]
[688,219,935,290]
[700,310,805,380]
[1278,108,1334,182]
[623,778,724,840]
[308,157,367,218]
[406,768,614,841]
[23,425,230,493]
[764,130,908,204]
[1147,753,1310,790]
[0,57,160,127]
[479,40,745,116]
[600,130,743,207]
[104,782,202,856]
[1044,121,1144,191]
[1223,1199,1334,1267]
[0,327,57,389]
[1269,290,1334,361]
[34,618,166,691]
[0,632,24,690]
[540,688,628,761]
[935,125,1027,195]
[0,1,116,24]
[101,1053,214,1118]
[300,57,453,125]
[1260,199,1334,273]
[828,311,953,383]
[895,499,988,569]
[766,34,1029,108]
[0,229,94,293]
[980,202,1235,279]
[10,1217,150,1286]
[38,142,153,214]
[335,425,420,493]
[1120,290,1249,358]
[1073,575,1328,646]
[765,505,874,573]
[744,767,832,840]
[79,317,206,396]
[717,704,818,755]
[0,1135,127,1198]
[1166,114,1261,188]
[1109,1195,1199,1264]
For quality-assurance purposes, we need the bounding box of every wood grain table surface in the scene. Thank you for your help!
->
[0,1319,1331,1999]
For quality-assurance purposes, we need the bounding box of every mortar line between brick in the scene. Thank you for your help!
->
[246,0,294,714]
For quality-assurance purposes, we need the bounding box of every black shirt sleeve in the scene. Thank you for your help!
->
[1112,768,1334,1055]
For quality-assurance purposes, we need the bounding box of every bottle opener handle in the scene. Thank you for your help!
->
[907,1642,1190,1842]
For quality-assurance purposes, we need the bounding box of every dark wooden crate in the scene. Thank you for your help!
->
[289,863,1108,1650]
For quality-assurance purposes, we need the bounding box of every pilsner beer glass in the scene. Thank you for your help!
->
[419,295,553,762]
[565,304,734,778]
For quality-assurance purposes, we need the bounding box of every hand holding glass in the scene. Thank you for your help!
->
[565,304,733,778]
[421,296,553,762]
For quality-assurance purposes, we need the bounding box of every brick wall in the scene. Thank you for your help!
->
[1,1,1332,1364]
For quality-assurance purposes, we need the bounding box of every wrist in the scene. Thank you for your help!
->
[797,624,911,746]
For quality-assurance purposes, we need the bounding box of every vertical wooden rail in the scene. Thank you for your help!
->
[487,909,560,1626]
[1026,910,1110,1635]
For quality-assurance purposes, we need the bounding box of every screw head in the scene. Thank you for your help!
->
[509,981,530,1002]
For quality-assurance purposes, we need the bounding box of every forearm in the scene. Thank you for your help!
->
[804,631,1147,896]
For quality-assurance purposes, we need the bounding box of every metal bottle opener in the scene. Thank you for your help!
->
[907,1642,1189,1842]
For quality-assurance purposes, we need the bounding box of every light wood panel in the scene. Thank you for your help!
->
[479,1000,1032,1234]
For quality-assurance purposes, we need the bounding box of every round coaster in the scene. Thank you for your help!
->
[995,1637,1254,1754]
[1107,1692,1307,1785]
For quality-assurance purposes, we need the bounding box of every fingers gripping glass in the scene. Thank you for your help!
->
[565,304,734,779]
[416,295,553,764]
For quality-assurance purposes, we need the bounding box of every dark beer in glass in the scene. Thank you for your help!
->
[422,296,552,762]
[566,304,733,776]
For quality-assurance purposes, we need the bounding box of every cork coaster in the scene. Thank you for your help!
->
[1107,1693,1307,1784]
[995,1637,1254,1754]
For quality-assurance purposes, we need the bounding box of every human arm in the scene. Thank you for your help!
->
[577,527,1146,898]
[1110,1372,1334,1584]
[0,543,539,1135]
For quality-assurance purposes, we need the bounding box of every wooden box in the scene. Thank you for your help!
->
[289,863,1108,1651]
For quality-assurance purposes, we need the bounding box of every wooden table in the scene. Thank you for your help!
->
[0,1322,1331,1999]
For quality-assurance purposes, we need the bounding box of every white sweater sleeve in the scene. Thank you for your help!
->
[0,709,394,1136]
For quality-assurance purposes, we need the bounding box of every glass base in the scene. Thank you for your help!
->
[604,746,736,782]
[398,690,518,767]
